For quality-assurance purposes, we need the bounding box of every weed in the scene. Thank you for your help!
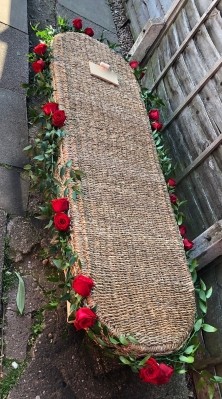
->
[0,358,26,399]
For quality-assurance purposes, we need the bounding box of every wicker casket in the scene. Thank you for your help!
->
[51,33,195,357]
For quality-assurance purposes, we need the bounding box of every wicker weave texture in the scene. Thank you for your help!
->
[52,33,195,356]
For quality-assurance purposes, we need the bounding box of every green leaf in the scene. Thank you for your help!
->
[64,187,69,196]
[44,219,53,229]
[184,345,196,355]
[208,384,215,399]
[206,287,213,299]
[109,336,119,345]
[179,355,194,364]
[66,160,72,168]
[60,166,66,178]
[102,325,109,336]
[177,369,187,374]
[199,301,207,314]
[119,356,131,365]
[119,335,129,345]
[199,290,206,302]
[23,164,32,171]
[15,272,25,315]
[23,145,33,151]
[202,324,217,333]
[33,155,45,161]
[211,375,222,383]
[194,318,203,332]
[52,259,62,269]
[127,335,139,344]
[97,337,107,347]
[138,354,151,366]
[87,329,95,340]
[200,279,206,291]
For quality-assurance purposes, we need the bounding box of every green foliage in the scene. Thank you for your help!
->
[0,358,26,399]
[15,272,25,315]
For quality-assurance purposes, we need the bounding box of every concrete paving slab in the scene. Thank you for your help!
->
[0,167,29,215]
[0,209,7,314]
[58,0,116,33]
[5,309,32,361]
[0,22,28,93]
[0,89,28,167]
[0,0,28,33]
[57,4,118,44]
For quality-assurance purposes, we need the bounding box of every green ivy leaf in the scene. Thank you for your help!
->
[138,354,151,366]
[199,290,206,302]
[206,287,213,299]
[15,272,25,315]
[177,369,187,374]
[179,355,194,364]
[119,356,131,365]
[184,345,196,355]
[109,336,119,345]
[33,155,45,161]
[211,376,222,383]
[127,335,139,344]
[202,324,217,333]
[66,160,72,168]
[119,335,129,345]
[52,259,62,269]
[23,164,32,171]
[194,318,203,332]
[199,301,207,314]
[208,384,215,399]
[200,279,206,291]
[23,145,33,151]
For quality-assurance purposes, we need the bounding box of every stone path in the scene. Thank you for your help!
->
[0,1,190,398]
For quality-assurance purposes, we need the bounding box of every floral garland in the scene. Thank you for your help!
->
[23,17,222,394]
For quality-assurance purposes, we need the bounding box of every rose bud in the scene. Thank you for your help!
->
[52,110,66,128]
[167,178,176,188]
[72,275,94,297]
[170,194,178,204]
[51,198,69,213]
[129,60,139,69]
[42,102,59,116]
[183,238,194,251]
[148,109,160,121]
[53,212,70,232]
[32,59,45,73]
[72,18,83,30]
[33,43,47,56]
[179,225,186,237]
[74,308,97,330]
[84,27,94,37]
[151,121,163,131]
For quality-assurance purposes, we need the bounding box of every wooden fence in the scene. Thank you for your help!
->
[124,0,222,240]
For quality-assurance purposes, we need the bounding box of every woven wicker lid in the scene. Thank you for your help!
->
[52,33,195,356]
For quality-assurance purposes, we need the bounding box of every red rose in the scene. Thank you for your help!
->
[33,43,47,56]
[151,121,163,131]
[72,275,94,297]
[148,109,160,121]
[52,110,66,128]
[157,363,174,384]
[84,27,94,37]
[74,307,97,330]
[51,198,69,213]
[54,212,70,231]
[179,225,186,237]
[139,358,173,385]
[42,102,59,116]
[73,18,82,30]
[183,238,194,251]
[32,59,45,73]
[167,178,176,187]
[170,194,178,204]
[129,60,139,69]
